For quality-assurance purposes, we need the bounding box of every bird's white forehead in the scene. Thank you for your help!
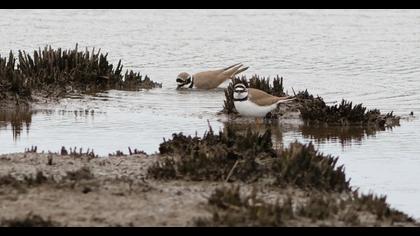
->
[234,84,247,90]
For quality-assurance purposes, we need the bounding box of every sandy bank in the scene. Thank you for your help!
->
[0,152,417,227]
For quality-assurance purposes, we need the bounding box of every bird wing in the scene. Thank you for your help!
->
[222,63,242,71]
[192,64,249,89]
[221,64,248,77]
[248,88,292,106]
[193,70,226,89]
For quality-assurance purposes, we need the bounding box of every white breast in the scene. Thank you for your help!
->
[234,100,278,118]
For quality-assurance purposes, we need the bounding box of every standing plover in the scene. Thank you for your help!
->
[233,82,295,118]
[176,63,249,89]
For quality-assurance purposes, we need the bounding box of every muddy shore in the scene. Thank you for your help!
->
[0,152,418,227]
[0,152,208,226]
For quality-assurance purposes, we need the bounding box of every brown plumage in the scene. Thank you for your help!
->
[176,63,249,89]
[248,88,292,106]
[233,83,295,118]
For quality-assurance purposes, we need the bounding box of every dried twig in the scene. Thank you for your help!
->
[225,160,239,183]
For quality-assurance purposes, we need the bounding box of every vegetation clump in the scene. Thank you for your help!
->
[0,45,161,104]
[148,125,351,192]
[295,90,399,127]
[272,141,350,192]
[194,186,415,227]
[149,124,274,182]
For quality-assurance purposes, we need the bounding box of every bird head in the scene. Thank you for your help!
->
[176,72,193,89]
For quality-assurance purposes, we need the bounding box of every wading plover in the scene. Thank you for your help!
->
[176,63,248,89]
[233,82,295,118]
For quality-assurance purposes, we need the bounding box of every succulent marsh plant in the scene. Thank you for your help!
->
[149,124,275,182]
[194,185,294,227]
[0,45,161,103]
[0,52,31,101]
[149,124,351,192]
[271,141,350,192]
[349,190,414,223]
[194,185,415,227]
[295,90,400,127]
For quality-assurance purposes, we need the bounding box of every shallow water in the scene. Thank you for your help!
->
[1,9,420,218]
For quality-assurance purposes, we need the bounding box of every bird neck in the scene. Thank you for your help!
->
[188,76,194,88]
[233,95,248,102]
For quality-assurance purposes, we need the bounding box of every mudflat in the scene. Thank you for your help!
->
[0,152,417,227]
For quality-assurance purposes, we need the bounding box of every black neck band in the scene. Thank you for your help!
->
[233,96,248,102]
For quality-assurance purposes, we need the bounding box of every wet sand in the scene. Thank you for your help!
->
[0,152,418,227]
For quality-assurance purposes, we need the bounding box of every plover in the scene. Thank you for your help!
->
[233,82,295,118]
[176,63,249,89]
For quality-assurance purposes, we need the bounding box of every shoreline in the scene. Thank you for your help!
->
[0,152,418,227]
